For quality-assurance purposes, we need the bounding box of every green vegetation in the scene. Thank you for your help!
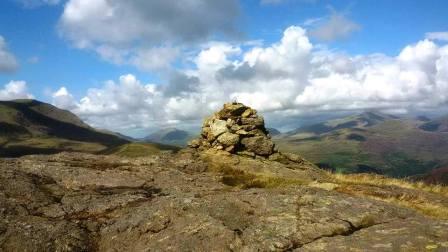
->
[143,128,194,146]
[383,152,439,178]
[0,137,107,157]
[29,102,89,128]
[102,143,180,157]
[275,136,369,173]
[274,113,448,178]
[5,137,104,150]
[0,99,129,157]
[0,104,20,124]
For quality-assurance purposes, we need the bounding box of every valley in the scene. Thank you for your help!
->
[274,112,448,181]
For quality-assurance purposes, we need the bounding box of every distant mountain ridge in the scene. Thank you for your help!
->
[0,99,129,157]
[275,111,448,179]
[143,128,194,146]
[284,111,396,137]
[419,115,448,132]
[267,128,281,136]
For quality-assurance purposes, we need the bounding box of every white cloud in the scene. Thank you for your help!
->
[0,81,34,101]
[54,26,448,133]
[296,39,448,111]
[309,12,360,41]
[52,87,77,110]
[303,17,323,26]
[426,32,448,42]
[131,47,180,72]
[70,75,165,129]
[58,0,241,71]
[0,36,19,73]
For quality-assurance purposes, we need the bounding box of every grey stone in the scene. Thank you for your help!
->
[209,119,228,138]
[217,132,240,147]
[241,116,264,127]
[241,136,275,156]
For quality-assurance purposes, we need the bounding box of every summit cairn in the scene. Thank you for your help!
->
[189,102,278,158]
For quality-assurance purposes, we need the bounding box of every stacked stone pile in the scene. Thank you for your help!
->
[189,102,278,158]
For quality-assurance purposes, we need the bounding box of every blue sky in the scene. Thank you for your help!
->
[1,0,448,135]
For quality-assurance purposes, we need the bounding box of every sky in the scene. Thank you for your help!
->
[0,0,448,136]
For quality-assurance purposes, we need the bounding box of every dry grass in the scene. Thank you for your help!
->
[208,160,305,189]
[220,168,303,189]
[382,197,448,219]
[102,143,179,157]
[330,173,448,197]
[337,186,448,219]
[330,172,448,219]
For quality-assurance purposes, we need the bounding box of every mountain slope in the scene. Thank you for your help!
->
[143,128,194,146]
[419,115,448,132]
[0,99,129,157]
[266,127,281,136]
[275,112,448,178]
[284,111,394,138]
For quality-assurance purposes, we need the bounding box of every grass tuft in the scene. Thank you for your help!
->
[208,160,305,189]
[329,172,448,219]
[102,143,179,157]
[330,173,448,197]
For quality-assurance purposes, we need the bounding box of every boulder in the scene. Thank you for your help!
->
[217,133,240,147]
[241,108,255,118]
[218,103,248,118]
[241,136,274,156]
[241,117,264,127]
[209,119,228,138]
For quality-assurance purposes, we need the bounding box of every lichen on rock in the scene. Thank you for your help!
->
[189,102,277,158]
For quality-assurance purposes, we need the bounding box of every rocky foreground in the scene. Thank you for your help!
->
[1,103,447,251]
[1,150,447,252]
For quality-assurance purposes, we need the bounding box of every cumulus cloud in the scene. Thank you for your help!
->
[58,0,240,71]
[0,81,34,100]
[130,47,180,72]
[309,11,360,41]
[52,87,77,110]
[55,26,448,133]
[426,32,448,42]
[0,36,19,73]
[297,39,448,111]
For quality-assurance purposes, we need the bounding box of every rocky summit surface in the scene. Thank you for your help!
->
[1,103,448,251]
[1,150,447,252]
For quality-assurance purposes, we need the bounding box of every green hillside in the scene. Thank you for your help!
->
[0,99,129,157]
[275,112,448,178]
[143,128,195,146]
[419,115,448,132]
[101,142,180,157]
